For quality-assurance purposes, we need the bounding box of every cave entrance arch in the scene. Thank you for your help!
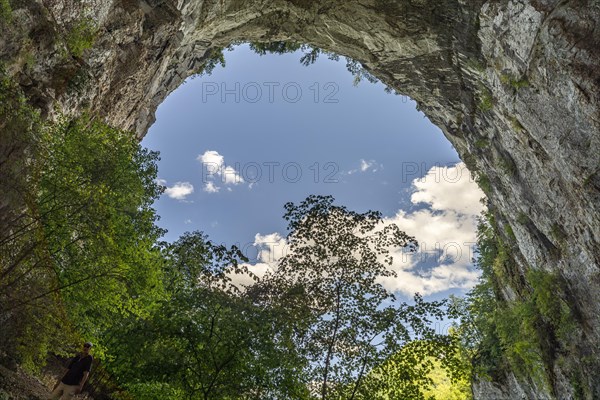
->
[91,2,598,397]
[8,0,598,397]
[112,0,492,281]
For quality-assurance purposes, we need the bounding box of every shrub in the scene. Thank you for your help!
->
[476,173,492,194]
[456,210,579,394]
[478,88,494,111]
[498,154,517,177]
[474,138,489,149]
[0,0,11,23]
[66,18,97,58]
[500,73,529,90]
[516,212,529,225]
[509,116,524,133]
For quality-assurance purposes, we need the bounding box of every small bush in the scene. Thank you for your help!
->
[509,116,524,132]
[195,47,227,76]
[495,300,549,389]
[500,73,529,90]
[550,223,568,245]
[476,173,492,194]
[504,224,516,242]
[527,269,576,342]
[474,138,489,149]
[478,89,494,111]
[499,154,517,177]
[466,58,486,73]
[516,212,529,225]
[455,213,575,393]
[66,18,97,58]
[0,0,12,23]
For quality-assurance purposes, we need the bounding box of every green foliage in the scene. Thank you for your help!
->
[509,116,524,133]
[249,41,303,55]
[196,47,227,76]
[474,139,489,149]
[0,68,61,367]
[516,212,529,225]
[490,268,575,391]
[422,356,472,400]
[0,71,475,397]
[498,154,517,177]
[102,196,465,400]
[451,214,505,379]
[106,232,309,399]
[527,269,576,343]
[0,0,12,23]
[453,213,551,386]
[465,58,486,74]
[476,173,492,194]
[67,66,92,95]
[500,73,529,90]
[504,224,516,242]
[361,339,472,400]
[0,66,165,373]
[478,89,494,112]
[494,295,548,387]
[123,382,184,400]
[550,223,567,244]
[344,58,378,86]
[454,212,577,392]
[37,115,166,352]
[65,18,97,58]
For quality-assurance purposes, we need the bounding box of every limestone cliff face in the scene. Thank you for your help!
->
[1,0,599,398]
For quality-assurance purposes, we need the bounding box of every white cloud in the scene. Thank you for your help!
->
[162,181,194,200]
[347,159,382,174]
[204,181,220,193]
[254,232,288,264]
[378,162,485,295]
[197,150,224,168]
[198,150,244,192]
[361,159,372,171]
[222,166,244,185]
[233,262,275,288]
[360,159,374,171]
[410,163,483,215]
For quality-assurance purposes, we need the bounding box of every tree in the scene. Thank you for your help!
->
[362,338,472,400]
[36,116,166,350]
[0,109,165,367]
[106,231,310,400]
[261,195,456,399]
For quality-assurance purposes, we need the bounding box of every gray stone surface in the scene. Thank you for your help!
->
[1,0,598,398]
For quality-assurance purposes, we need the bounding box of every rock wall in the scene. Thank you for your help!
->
[1,0,599,398]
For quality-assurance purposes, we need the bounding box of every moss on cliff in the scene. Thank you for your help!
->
[457,211,581,398]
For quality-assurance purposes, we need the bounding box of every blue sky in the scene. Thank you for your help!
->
[142,44,484,300]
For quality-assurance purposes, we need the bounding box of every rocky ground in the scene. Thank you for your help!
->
[0,358,93,400]
[0,364,50,400]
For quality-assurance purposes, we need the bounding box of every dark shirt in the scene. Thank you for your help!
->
[62,354,93,386]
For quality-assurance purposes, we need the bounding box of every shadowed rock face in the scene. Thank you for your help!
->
[1,0,599,398]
